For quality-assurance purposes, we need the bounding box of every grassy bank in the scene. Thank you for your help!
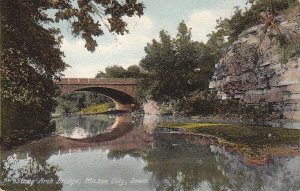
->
[159,122,300,148]
[80,102,115,114]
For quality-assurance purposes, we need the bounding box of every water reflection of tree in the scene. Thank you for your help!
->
[0,154,62,191]
[144,140,300,191]
[143,141,232,191]
[106,138,300,191]
[107,149,145,160]
[106,142,232,191]
[220,154,300,191]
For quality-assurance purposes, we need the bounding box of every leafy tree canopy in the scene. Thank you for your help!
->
[95,65,142,78]
[139,21,215,103]
[52,0,144,52]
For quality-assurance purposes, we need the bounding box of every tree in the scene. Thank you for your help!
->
[206,30,228,63]
[95,64,142,78]
[126,65,142,78]
[139,21,215,103]
[95,71,107,78]
[0,0,144,146]
[104,65,128,78]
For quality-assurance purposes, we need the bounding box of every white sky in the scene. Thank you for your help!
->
[57,0,248,78]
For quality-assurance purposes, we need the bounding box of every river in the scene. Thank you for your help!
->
[1,114,300,191]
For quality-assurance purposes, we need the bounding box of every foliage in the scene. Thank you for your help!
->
[278,41,300,64]
[215,0,298,43]
[184,90,220,115]
[97,65,127,78]
[206,30,229,63]
[1,0,66,146]
[95,64,143,78]
[139,21,215,103]
[95,71,107,78]
[55,91,112,114]
[183,90,282,120]
[81,102,115,114]
[126,65,143,78]
[77,93,86,110]
[53,0,144,52]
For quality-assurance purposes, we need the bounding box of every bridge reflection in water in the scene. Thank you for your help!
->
[60,116,135,143]
[48,115,154,155]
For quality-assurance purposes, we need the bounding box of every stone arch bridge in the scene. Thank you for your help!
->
[55,78,137,110]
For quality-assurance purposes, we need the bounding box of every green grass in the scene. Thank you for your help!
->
[81,102,115,114]
[159,122,300,148]
[162,122,229,129]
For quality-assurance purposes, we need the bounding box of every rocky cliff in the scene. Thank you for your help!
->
[209,6,300,121]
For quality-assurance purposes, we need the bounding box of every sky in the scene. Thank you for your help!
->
[58,0,248,78]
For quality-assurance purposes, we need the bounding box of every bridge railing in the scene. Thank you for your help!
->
[55,78,137,85]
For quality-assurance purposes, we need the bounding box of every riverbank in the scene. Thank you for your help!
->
[157,122,300,164]
[52,102,117,118]
[52,110,131,118]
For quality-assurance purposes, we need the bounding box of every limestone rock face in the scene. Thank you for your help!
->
[209,7,300,121]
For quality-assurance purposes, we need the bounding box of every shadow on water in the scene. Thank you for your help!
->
[0,122,56,150]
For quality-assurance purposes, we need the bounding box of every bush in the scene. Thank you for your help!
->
[183,90,282,120]
[278,41,300,64]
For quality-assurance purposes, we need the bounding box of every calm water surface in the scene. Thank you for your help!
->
[1,114,300,191]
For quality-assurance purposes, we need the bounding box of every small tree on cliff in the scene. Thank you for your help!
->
[215,0,298,43]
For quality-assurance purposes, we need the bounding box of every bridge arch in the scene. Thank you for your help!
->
[55,78,138,111]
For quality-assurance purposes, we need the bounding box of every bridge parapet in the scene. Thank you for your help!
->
[55,78,137,85]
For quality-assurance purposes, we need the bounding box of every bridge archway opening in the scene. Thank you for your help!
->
[60,86,136,111]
